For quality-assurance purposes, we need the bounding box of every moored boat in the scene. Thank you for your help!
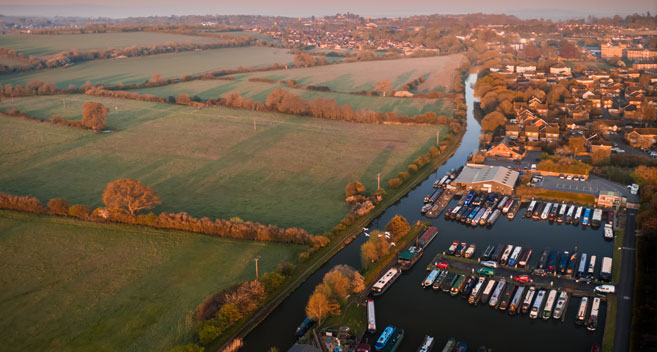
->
[521,286,536,314]
[421,203,433,214]
[542,289,558,320]
[381,328,405,352]
[441,338,456,352]
[372,267,401,296]
[604,223,614,240]
[487,209,502,226]
[587,297,601,331]
[447,241,459,255]
[502,198,515,214]
[508,285,525,315]
[541,202,552,220]
[418,226,439,248]
[464,244,476,259]
[508,246,522,267]
[398,246,423,270]
[518,248,532,268]
[375,326,396,351]
[576,296,589,325]
[441,272,458,293]
[481,245,494,261]
[450,275,466,296]
[367,299,376,333]
[433,270,448,290]
[489,278,506,308]
[417,335,434,352]
[573,206,583,225]
[295,316,315,338]
[552,291,569,320]
[423,270,440,288]
[468,277,487,305]
[530,289,546,319]
[498,283,516,311]
[565,204,575,224]
[525,200,537,218]
[480,279,496,305]
[500,245,514,265]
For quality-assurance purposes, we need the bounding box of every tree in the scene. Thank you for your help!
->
[345,181,366,198]
[293,53,314,68]
[47,198,69,215]
[591,148,610,165]
[102,178,161,215]
[639,102,657,122]
[480,111,506,132]
[523,43,540,60]
[322,269,351,300]
[386,215,410,241]
[81,101,108,131]
[388,177,402,188]
[569,136,587,155]
[305,291,339,327]
[375,80,391,96]
[150,72,164,84]
[68,204,90,219]
[559,42,581,59]
[634,165,657,189]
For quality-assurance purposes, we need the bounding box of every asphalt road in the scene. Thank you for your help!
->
[614,210,636,352]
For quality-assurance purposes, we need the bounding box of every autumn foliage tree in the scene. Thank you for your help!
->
[305,291,340,327]
[345,181,366,198]
[360,231,392,268]
[81,101,108,131]
[386,215,410,241]
[480,111,506,132]
[102,178,161,215]
[47,198,69,216]
[375,80,392,96]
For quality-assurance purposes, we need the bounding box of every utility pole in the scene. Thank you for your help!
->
[254,256,261,279]
[436,129,440,145]
[377,173,381,190]
[254,118,256,131]
[62,98,66,110]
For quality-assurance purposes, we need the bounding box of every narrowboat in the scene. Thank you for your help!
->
[508,285,526,315]
[450,206,462,220]
[502,198,514,214]
[375,326,396,351]
[367,299,377,333]
[472,207,486,227]
[553,291,569,320]
[518,248,532,268]
[575,297,589,325]
[582,208,592,226]
[541,202,552,220]
[433,270,448,291]
[447,241,459,255]
[417,226,439,248]
[600,257,612,282]
[557,250,570,275]
[507,201,520,220]
[500,245,514,265]
[491,243,505,263]
[587,297,601,332]
[435,175,449,188]
[295,317,315,338]
[421,203,433,214]
[441,272,458,293]
[532,201,543,220]
[417,335,434,352]
[489,278,506,308]
[546,249,560,274]
[455,342,467,352]
[573,206,583,225]
[480,279,496,305]
[467,207,480,224]
[542,289,558,320]
[455,242,467,257]
[521,286,536,314]
[424,189,440,203]
[460,207,473,223]
[587,255,597,280]
[487,209,502,226]
[565,204,575,224]
[576,253,588,281]
[461,276,477,297]
[372,267,401,296]
[398,246,424,270]
[450,275,466,296]
[565,251,578,278]
[464,244,476,259]
[536,249,550,272]
[498,283,516,311]
[381,328,405,352]
[479,207,492,225]
[463,190,475,206]
[549,203,559,221]
[508,246,522,267]
[525,200,537,218]
[591,208,603,228]
[481,245,494,261]
[423,270,440,288]
[530,289,546,319]
[557,203,567,223]
[468,277,487,305]
[455,206,468,221]
[441,338,457,352]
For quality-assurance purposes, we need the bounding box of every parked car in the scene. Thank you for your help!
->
[629,184,639,195]
[481,260,498,269]
[573,176,579,181]
[436,262,449,269]
[594,285,615,294]
[566,175,573,180]
[514,275,532,283]
[580,176,586,182]
[559,174,565,179]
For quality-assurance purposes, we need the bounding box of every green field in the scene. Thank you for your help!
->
[0,95,441,232]
[0,32,223,57]
[0,210,302,352]
[231,53,465,93]
[1,46,295,88]
[135,79,450,116]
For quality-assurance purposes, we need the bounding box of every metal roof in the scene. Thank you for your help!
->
[453,165,519,188]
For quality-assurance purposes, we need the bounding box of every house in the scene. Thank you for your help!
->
[544,126,560,142]
[516,64,536,73]
[597,191,624,208]
[505,124,521,139]
[453,165,519,195]
[550,64,571,75]
[534,104,548,116]
[524,125,540,141]
[625,128,657,148]
[590,139,613,158]
[486,138,526,160]
[601,43,627,59]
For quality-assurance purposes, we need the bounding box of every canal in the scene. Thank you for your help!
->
[242,73,610,351]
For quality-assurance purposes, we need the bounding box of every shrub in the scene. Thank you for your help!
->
[408,164,418,173]
[69,204,91,219]
[388,178,402,188]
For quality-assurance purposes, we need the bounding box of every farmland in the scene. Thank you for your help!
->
[232,53,466,93]
[0,32,223,57]
[135,79,450,116]
[0,95,443,232]
[0,210,303,352]
[1,46,295,88]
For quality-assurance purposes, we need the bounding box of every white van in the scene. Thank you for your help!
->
[594,285,615,294]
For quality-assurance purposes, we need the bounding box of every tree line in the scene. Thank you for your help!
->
[2,101,108,132]
[0,178,328,247]
[305,265,365,327]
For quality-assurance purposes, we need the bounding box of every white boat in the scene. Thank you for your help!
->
[565,205,575,224]
[498,196,509,210]
[587,297,601,331]
[500,245,514,265]
[521,286,536,314]
[417,335,435,352]
[541,203,552,220]
[542,289,558,320]
[574,206,583,225]
[530,289,546,319]
[423,270,440,288]
[502,198,515,214]
[489,278,506,307]
[372,267,401,296]
[552,291,569,319]
[575,297,589,325]
[367,298,376,333]
[604,223,614,239]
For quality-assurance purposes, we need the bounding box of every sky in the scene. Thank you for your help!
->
[0,0,655,20]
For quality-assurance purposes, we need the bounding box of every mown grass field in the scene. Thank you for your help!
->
[1,46,295,88]
[0,95,442,232]
[0,210,302,352]
[0,32,223,57]
[232,53,465,93]
[135,79,450,116]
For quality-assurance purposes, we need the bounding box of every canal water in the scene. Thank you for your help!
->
[242,74,610,351]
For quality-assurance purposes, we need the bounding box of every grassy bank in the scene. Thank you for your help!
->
[603,294,618,352]
[0,210,302,352]
[613,230,624,285]
[516,186,596,205]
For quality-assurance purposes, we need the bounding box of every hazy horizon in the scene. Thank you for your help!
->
[0,0,655,20]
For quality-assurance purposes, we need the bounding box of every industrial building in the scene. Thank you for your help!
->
[452,165,519,195]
